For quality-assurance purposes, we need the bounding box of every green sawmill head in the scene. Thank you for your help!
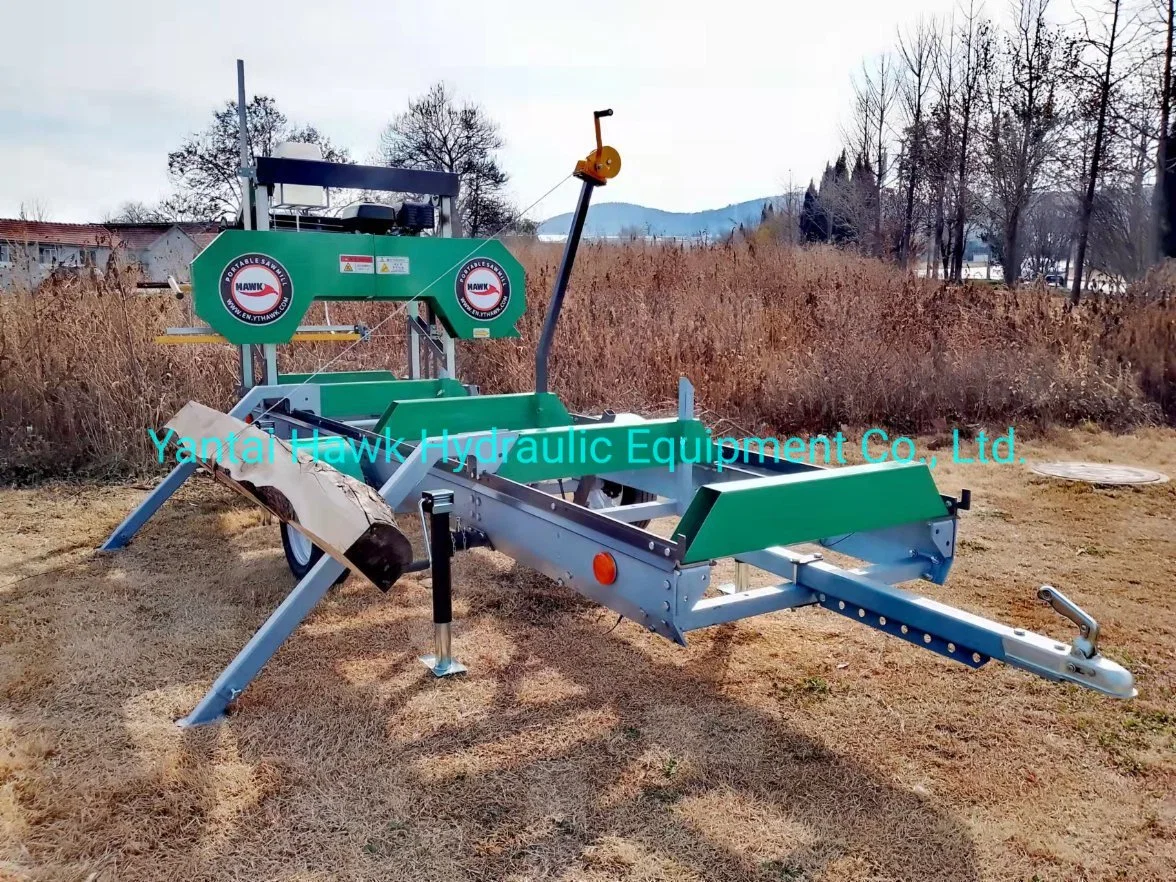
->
[190,229,526,345]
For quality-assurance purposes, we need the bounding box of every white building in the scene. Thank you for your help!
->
[0,220,220,289]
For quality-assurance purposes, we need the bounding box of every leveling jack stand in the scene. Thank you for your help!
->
[420,490,467,677]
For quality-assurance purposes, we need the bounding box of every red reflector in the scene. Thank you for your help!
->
[592,552,617,585]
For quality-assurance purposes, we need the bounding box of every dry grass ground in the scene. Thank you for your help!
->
[1,427,1175,882]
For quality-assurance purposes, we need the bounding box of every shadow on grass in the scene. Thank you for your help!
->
[2,534,981,882]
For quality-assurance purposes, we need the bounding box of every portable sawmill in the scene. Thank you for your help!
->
[100,72,1135,728]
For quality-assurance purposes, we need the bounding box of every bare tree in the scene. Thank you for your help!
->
[951,2,990,282]
[897,19,941,266]
[104,202,162,224]
[845,79,874,172]
[926,15,960,278]
[104,193,213,224]
[1084,53,1160,283]
[815,0,1176,288]
[1070,0,1142,302]
[980,0,1066,287]
[1022,190,1073,276]
[846,55,897,255]
[17,200,51,222]
[870,55,898,255]
[378,83,511,237]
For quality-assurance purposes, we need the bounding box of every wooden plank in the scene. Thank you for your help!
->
[164,402,412,589]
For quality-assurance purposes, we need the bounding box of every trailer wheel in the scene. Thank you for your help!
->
[280,522,349,585]
[597,480,657,529]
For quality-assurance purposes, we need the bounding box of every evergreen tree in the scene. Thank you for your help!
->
[1163,141,1176,257]
[800,182,827,242]
[851,154,880,250]
[819,161,836,196]
[828,151,855,244]
[833,151,850,181]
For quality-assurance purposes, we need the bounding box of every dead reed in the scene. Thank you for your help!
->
[0,241,1169,479]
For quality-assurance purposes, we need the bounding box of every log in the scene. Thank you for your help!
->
[164,401,412,589]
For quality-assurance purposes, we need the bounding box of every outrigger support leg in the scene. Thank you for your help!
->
[99,386,270,551]
[100,460,200,551]
[174,435,475,726]
[419,490,466,677]
[176,553,346,727]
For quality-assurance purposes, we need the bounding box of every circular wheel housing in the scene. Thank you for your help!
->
[280,522,349,585]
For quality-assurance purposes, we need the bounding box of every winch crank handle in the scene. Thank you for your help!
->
[1038,585,1100,659]
[593,109,612,153]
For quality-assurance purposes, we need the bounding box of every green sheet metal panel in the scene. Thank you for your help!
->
[317,379,469,421]
[369,238,525,340]
[672,461,950,564]
[375,377,469,398]
[495,419,712,483]
[192,230,376,343]
[191,229,525,344]
[376,393,571,438]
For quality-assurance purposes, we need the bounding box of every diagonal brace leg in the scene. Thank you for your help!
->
[176,554,346,727]
[100,460,199,550]
[176,441,447,726]
[99,387,269,551]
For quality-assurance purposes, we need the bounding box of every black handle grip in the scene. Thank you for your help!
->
[594,109,613,118]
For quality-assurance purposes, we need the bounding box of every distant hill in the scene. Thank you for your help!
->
[538,197,781,239]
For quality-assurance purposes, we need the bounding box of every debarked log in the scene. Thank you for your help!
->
[164,401,412,589]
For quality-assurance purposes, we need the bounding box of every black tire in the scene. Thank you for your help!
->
[600,480,657,529]
[280,522,349,585]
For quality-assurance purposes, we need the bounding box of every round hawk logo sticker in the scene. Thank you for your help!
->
[455,258,510,320]
[220,253,294,325]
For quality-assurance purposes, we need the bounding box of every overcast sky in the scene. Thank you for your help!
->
[1,0,951,223]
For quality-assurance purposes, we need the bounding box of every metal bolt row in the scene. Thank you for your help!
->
[820,592,980,664]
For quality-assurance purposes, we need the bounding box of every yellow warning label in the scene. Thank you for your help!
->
[472,328,491,339]
[343,263,353,272]
[377,256,410,275]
